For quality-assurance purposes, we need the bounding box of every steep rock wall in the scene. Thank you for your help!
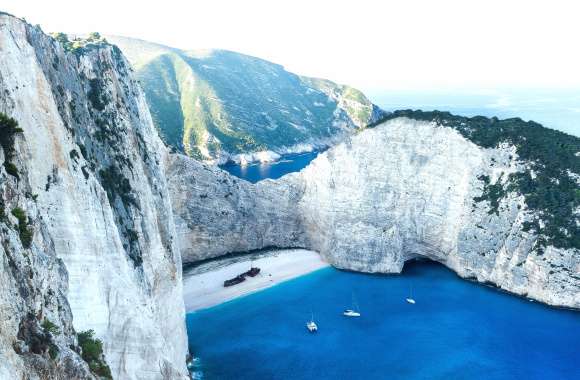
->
[167,155,306,263]
[0,14,188,379]
[170,118,579,309]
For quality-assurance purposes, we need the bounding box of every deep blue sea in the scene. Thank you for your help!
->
[220,151,319,183]
[187,261,580,380]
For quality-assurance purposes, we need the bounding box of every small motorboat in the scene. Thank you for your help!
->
[343,293,361,317]
[343,309,361,317]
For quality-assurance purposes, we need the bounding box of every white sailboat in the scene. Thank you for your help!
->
[343,293,361,317]
[306,311,318,333]
[406,285,416,304]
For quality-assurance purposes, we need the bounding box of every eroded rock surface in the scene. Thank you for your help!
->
[170,118,579,309]
[0,14,188,379]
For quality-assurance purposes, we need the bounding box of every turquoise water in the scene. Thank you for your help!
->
[186,261,580,379]
[220,151,319,183]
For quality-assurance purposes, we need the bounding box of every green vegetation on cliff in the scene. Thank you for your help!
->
[50,32,110,56]
[77,330,112,379]
[11,207,33,248]
[0,112,23,179]
[376,110,580,251]
[108,36,382,160]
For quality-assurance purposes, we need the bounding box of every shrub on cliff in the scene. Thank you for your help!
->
[0,112,23,179]
[51,31,108,56]
[77,330,112,379]
[41,319,60,336]
[51,32,69,45]
[11,207,33,248]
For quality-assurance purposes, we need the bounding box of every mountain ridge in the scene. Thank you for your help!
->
[107,35,385,163]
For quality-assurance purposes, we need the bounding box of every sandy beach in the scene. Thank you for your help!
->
[183,249,329,312]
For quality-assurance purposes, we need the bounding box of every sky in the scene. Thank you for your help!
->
[3,0,580,92]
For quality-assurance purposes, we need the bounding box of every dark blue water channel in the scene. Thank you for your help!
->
[220,151,319,183]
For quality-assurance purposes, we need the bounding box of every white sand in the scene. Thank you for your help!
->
[183,249,329,312]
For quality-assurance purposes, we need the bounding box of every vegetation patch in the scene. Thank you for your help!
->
[0,112,23,179]
[41,319,60,335]
[98,165,136,208]
[374,110,580,250]
[87,78,109,111]
[41,319,61,360]
[77,330,112,379]
[11,207,33,248]
[48,343,60,360]
[51,32,109,56]
[473,175,508,216]
[3,162,19,179]
[128,46,374,160]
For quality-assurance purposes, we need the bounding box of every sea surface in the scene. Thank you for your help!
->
[220,151,318,183]
[368,88,580,137]
[186,261,580,380]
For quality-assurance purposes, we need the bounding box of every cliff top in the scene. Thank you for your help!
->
[373,110,580,251]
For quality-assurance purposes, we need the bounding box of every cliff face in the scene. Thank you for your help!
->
[167,155,307,263]
[170,118,579,309]
[0,14,187,379]
[107,36,385,163]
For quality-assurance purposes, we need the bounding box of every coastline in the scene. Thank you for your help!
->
[206,134,343,166]
[183,249,329,312]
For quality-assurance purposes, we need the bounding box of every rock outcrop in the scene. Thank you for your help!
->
[169,117,579,309]
[0,14,187,379]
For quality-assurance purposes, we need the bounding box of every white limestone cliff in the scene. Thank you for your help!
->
[169,118,579,309]
[0,11,577,380]
[0,14,188,379]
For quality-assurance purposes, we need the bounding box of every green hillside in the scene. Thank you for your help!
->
[108,36,384,160]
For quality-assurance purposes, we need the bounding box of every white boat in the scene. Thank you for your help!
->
[306,312,318,333]
[343,309,361,317]
[406,285,416,304]
[306,320,318,332]
[343,293,361,317]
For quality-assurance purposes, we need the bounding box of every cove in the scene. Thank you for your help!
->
[220,151,319,183]
[186,261,580,379]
